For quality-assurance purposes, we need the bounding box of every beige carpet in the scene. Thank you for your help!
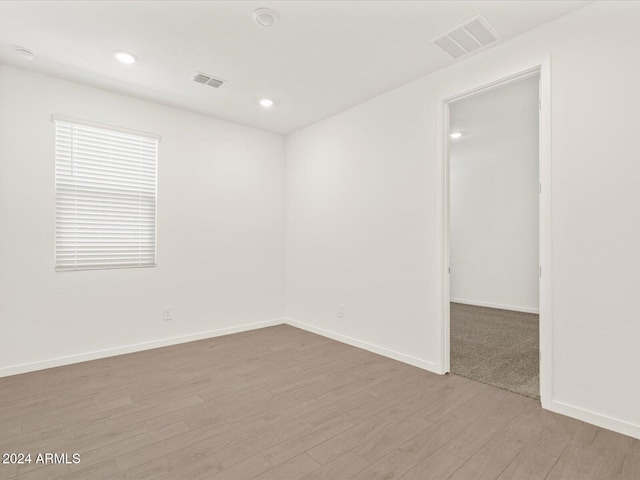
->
[450,302,540,399]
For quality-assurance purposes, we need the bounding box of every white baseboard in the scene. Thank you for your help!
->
[551,400,640,440]
[0,318,285,378]
[450,297,539,314]
[285,318,439,374]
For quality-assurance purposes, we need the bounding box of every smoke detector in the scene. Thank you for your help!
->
[433,16,501,59]
[15,47,35,62]
[252,8,280,27]
[192,71,226,88]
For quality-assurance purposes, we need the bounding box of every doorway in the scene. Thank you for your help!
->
[437,62,552,405]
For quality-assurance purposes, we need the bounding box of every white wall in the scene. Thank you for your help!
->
[449,76,539,313]
[0,65,285,375]
[286,1,640,439]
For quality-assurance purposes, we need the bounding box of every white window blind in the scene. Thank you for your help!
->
[54,117,158,271]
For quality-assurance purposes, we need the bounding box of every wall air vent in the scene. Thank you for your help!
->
[433,16,501,60]
[192,71,226,88]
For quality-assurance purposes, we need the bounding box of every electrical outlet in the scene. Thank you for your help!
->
[162,306,173,321]
[337,304,344,318]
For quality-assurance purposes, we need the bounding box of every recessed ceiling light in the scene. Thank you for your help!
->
[259,98,274,108]
[15,48,35,62]
[113,50,137,64]
[252,8,280,27]
[450,132,463,139]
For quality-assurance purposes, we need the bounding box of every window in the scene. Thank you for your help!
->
[54,116,158,271]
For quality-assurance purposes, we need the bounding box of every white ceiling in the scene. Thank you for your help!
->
[0,1,590,134]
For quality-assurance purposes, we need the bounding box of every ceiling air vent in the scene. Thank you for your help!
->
[192,71,226,88]
[433,16,501,59]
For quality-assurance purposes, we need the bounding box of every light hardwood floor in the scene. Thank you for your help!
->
[0,325,638,480]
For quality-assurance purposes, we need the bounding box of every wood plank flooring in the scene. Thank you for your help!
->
[0,325,638,480]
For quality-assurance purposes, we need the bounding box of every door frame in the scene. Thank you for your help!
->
[435,57,552,408]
